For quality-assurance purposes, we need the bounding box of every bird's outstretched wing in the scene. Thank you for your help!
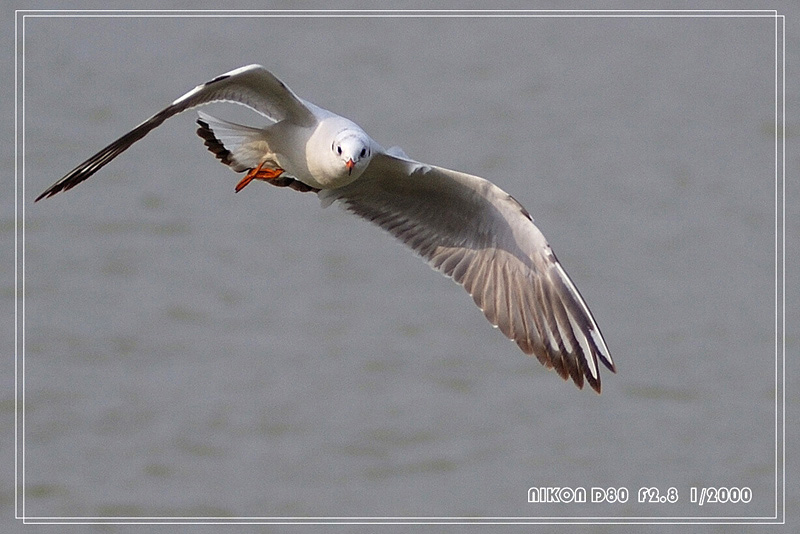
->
[36,65,314,201]
[321,153,615,392]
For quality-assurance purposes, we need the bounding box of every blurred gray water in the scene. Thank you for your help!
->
[7,10,793,530]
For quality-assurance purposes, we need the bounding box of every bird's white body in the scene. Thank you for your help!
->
[37,64,615,393]
[283,113,374,189]
[196,98,375,189]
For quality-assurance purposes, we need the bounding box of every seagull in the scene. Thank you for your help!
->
[36,64,615,392]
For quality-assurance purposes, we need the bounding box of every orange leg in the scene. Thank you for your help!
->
[235,161,285,193]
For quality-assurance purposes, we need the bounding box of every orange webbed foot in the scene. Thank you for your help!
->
[235,162,285,193]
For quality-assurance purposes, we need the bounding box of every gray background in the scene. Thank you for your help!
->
[4,3,797,533]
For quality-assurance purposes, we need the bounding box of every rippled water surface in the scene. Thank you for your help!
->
[8,9,794,531]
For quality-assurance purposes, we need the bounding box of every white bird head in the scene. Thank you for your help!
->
[331,129,373,178]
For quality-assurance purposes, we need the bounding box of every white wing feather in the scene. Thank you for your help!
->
[321,153,615,392]
[36,65,314,201]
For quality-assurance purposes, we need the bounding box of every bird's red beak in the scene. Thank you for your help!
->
[346,158,355,175]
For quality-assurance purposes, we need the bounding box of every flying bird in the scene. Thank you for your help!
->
[37,65,615,392]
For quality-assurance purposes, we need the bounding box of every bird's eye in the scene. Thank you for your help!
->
[360,148,367,158]
[337,146,342,155]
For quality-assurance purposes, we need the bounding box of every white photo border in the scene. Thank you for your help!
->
[14,8,787,526]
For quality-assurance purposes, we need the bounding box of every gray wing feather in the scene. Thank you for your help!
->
[321,154,615,392]
[36,65,314,201]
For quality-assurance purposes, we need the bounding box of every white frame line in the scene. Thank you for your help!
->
[14,8,786,526]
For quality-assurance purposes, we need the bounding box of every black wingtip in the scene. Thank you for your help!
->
[606,360,618,374]
[589,377,602,394]
[35,173,83,202]
[35,184,62,202]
